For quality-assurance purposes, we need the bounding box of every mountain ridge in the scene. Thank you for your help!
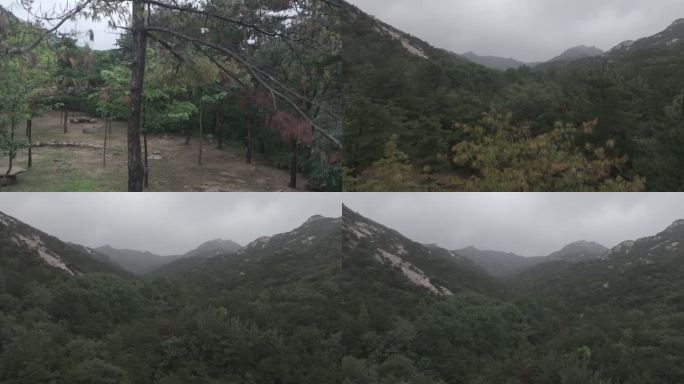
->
[0,211,128,277]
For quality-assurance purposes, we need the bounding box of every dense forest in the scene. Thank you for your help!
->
[0,0,342,191]
[0,211,343,383]
[3,203,684,383]
[342,205,684,383]
[342,2,684,192]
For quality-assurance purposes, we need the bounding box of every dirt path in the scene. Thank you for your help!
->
[2,111,306,192]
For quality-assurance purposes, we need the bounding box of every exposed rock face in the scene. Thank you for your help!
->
[602,219,684,264]
[0,211,126,276]
[343,204,497,296]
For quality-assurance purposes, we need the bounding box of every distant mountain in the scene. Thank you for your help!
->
[153,214,340,277]
[455,246,544,277]
[456,240,606,278]
[460,51,527,70]
[548,45,604,62]
[547,240,607,262]
[515,220,684,302]
[343,204,498,296]
[97,238,243,275]
[182,239,242,259]
[602,219,684,264]
[0,211,128,278]
[95,246,177,275]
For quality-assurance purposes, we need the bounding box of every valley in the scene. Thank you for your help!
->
[343,1,684,192]
[341,203,684,383]
[0,209,343,383]
[2,194,684,383]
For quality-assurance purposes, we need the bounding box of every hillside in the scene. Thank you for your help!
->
[0,211,128,278]
[455,246,543,277]
[0,211,343,383]
[341,1,506,183]
[548,45,604,62]
[343,204,498,295]
[339,207,684,383]
[460,51,527,70]
[96,246,177,275]
[343,0,684,191]
[456,240,606,277]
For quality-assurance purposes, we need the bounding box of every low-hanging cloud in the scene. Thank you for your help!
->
[344,193,684,257]
[348,0,684,62]
[0,193,341,255]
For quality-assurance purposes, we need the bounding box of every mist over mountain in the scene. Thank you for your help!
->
[459,51,527,70]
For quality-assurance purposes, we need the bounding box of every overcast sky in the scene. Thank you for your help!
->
[348,0,684,62]
[0,0,125,50]
[0,193,341,255]
[344,193,684,257]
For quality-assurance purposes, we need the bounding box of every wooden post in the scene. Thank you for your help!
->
[246,123,253,164]
[144,131,149,189]
[198,99,203,166]
[103,119,108,167]
[26,118,32,168]
[289,141,298,189]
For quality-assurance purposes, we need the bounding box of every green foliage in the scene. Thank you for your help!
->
[355,134,412,191]
[450,114,646,191]
[343,3,684,191]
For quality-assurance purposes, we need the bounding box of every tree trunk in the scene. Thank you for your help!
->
[63,109,68,133]
[26,119,32,168]
[289,141,298,189]
[184,119,192,145]
[198,101,203,166]
[127,0,147,192]
[103,119,109,167]
[246,124,253,164]
[214,110,222,149]
[144,131,149,189]
[6,119,15,176]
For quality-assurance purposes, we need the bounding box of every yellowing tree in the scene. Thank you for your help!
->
[450,113,646,192]
[358,134,412,192]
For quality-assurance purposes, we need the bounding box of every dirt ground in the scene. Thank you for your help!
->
[1,111,306,192]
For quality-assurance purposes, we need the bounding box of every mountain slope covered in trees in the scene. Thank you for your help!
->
[343,1,684,192]
[0,210,343,383]
[97,239,243,275]
[341,206,684,383]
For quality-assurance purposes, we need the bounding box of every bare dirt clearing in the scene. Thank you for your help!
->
[1,111,306,192]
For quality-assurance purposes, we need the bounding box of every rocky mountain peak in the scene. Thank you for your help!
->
[663,219,684,233]
[667,18,684,29]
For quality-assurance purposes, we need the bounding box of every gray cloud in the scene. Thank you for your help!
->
[344,193,684,256]
[0,193,341,255]
[348,0,684,62]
